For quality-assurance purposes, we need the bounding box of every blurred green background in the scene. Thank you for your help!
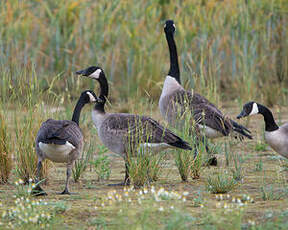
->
[0,0,287,107]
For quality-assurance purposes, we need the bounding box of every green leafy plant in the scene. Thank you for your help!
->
[72,141,95,182]
[255,158,263,172]
[261,185,288,201]
[90,145,111,181]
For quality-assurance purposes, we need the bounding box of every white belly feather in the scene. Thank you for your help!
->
[39,141,76,163]
[198,124,223,139]
[139,143,171,154]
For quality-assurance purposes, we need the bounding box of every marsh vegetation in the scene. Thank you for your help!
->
[0,0,287,229]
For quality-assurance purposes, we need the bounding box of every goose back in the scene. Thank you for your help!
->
[94,113,191,156]
[265,123,288,158]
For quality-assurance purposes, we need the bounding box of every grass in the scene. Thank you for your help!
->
[0,111,11,184]
[206,170,238,194]
[14,107,51,183]
[0,0,287,105]
[72,141,95,183]
[90,145,111,181]
[0,0,288,228]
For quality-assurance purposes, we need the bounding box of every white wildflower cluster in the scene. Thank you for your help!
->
[94,186,191,210]
[14,178,37,198]
[1,197,52,229]
[215,194,254,210]
[152,187,186,202]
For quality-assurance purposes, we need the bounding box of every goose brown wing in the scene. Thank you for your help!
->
[193,103,232,136]
[36,119,83,148]
[104,114,191,149]
[171,90,231,135]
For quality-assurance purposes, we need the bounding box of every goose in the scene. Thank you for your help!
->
[159,20,252,147]
[34,90,97,195]
[237,102,288,159]
[76,66,192,186]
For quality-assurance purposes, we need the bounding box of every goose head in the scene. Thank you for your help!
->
[164,20,176,34]
[237,101,259,119]
[80,90,98,104]
[76,66,103,80]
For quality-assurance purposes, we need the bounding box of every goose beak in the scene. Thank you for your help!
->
[236,110,247,119]
[75,69,88,76]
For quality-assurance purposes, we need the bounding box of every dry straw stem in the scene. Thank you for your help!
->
[0,112,12,183]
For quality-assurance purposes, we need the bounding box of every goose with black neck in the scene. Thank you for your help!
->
[237,102,288,159]
[76,66,192,186]
[159,20,252,148]
[34,90,97,195]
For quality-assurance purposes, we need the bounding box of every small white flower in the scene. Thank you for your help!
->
[29,178,33,183]
[183,191,189,196]
[170,206,174,210]
[18,179,24,184]
[159,206,164,212]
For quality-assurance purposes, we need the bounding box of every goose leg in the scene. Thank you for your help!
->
[32,159,47,196]
[108,162,130,186]
[59,163,73,195]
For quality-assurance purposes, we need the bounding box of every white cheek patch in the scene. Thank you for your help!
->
[86,92,96,102]
[249,102,259,116]
[173,24,175,28]
[90,69,102,79]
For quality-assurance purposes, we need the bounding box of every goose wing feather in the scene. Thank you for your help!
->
[171,90,231,136]
[104,114,187,145]
[36,119,83,148]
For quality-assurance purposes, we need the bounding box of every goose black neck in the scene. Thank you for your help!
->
[258,104,279,131]
[99,72,109,99]
[71,97,86,126]
[94,72,108,113]
[165,32,180,84]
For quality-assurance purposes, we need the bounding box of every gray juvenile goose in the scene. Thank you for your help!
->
[76,66,192,186]
[237,102,288,159]
[35,90,97,195]
[159,20,252,143]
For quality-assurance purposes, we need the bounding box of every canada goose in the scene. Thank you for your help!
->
[76,66,192,186]
[159,20,252,144]
[34,90,97,195]
[237,102,288,159]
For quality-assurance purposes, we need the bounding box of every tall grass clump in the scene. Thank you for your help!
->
[173,99,206,181]
[206,170,238,194]
[126,119,164,188]
[230,151,245,181]
[14,107,50,183]
[0,111,12,183]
